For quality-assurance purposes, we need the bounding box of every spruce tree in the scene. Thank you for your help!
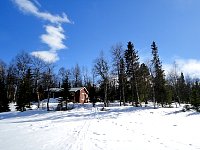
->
[0,74,10,112]
[151,41,166,107]
[89,84,96,107]
[61,72,71,110]
[16,68,33,111]
[0,79,10,112]
[124,41,140,106]
[177,72,189,103]
[138,63,151,105]
[191,80,200,111]
[0,60,10,112]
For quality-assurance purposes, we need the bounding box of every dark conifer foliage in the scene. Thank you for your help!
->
[0,60,10,112]
[16,68,33,111]
[138,63,151,105]
[124,41,140,106]
[151,41,166,107]
[191,80,200,111]
[61,71,71,110]
[2,41,200,112]
[177,72,189,103]
[88,84,96,106]
[0,79,10,112]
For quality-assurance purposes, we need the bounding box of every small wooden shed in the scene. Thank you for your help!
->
[47,87,89,104]
[69,87,89,104]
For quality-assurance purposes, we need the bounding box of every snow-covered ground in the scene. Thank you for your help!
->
[0,103,200,150]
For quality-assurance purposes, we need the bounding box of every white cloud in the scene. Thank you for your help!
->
[164,59,200,78]
[32,0,41,8]
[31,51,59,63]
[40,25,66,51]
[13,0,71,24]
[13,0,71,63]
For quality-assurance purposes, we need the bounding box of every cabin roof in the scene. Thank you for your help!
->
[48,87,88,94]
[69,87,88,93]
[48,88,64,92]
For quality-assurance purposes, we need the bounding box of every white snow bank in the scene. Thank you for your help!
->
[0,104,200,150]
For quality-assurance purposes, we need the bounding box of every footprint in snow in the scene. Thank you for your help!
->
[93,132,100,135]
[40,126,47,129]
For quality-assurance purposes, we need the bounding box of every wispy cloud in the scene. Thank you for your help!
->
[164,58,200,78]
[40,25,66,51]
[13,0,70,24]
[12,0,71,63]
[31,51,59,63]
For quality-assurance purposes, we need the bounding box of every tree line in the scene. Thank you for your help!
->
[0,41,200,112]
[93,41,200,110]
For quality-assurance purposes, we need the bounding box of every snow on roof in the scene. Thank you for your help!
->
[47,87,88,93]
[69,87,82,92]
[49,88,64,92]
[69,87,88,93]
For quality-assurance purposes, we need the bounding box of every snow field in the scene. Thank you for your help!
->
[0,104,200,150]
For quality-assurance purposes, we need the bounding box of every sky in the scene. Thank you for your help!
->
[1,0,200,78]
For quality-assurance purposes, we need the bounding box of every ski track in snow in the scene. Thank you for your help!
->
[0,104,200,150]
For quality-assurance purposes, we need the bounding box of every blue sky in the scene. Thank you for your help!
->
[1,0,200,77]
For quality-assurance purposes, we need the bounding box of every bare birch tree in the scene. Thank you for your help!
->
[93,51,109,107]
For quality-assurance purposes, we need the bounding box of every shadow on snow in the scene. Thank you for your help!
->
[0,105,155,124]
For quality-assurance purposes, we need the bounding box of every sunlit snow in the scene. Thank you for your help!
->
[0,103,200,150]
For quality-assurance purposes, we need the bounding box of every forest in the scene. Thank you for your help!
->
[0,41,200,112]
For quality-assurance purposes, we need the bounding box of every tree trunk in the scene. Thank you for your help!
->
[37,92,40,108]
[119,82,122,106]
[66,100,68,110]
[104,81,108,107]
[122,82,126,106]
[152,85,156,109]
[47,87,50,111]
[135,79,140,107]
[131,81,134,106]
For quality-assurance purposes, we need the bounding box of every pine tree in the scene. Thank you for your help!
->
[88,84,96,107]
[177,72,189,103]
[16,68,33,111]
[151,41,166,107]
[124,41,140,106]
[61,72,71,110]
[0,61,10,112]
[0,79,10,112]
[138,63,151,105]
[191,80,200,111]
